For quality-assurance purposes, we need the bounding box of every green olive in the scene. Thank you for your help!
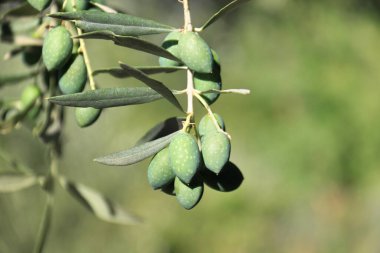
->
[159,31,182,67]
[27,0,52,11]
[42,26,73,71]
[174,177,203,210]
[147,148,175,190]
[169,132,200,184]
[64,0,90,11]
[201,131,231,174]
[75,107,101,128]
[20,84,41,109]
[59,54,87,94]
[198,113,225,137]
[178,32,213,73]
[194,72,221,105]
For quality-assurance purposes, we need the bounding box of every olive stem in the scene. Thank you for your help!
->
[193,92,231,140]
[72,0,96,90]
[186,69,194,114]
[196,88,251,95]
[77,29,96,90]
[183,0,193,31]
[182,112,193,131]
[183,0,195,119]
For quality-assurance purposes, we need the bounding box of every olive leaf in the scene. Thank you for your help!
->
[0,173,38,192]
[94,131,179,166]
[119,63,183,112]
[48,87,165,108]
[0,2,39,21]
[199,0,251,31]
[93,66,185,78]
[59,176,140,225]
[200,162,244,192]
[75,31,180,61]
[33,194,53,253]
[136,117,184,145]
[0,69,40,88]
[3,47,23,60]
[49,11,176,36]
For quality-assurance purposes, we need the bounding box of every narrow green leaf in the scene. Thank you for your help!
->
[93,66,185,78]
[75,31,180,61]
[1,2,39,21]
[48,87,164,108]
[49,11,176,36]
[33,194,53,253]
[95,131,178,166]
[3,47,23,60]
[119,62,183,112]
[199,0,251,31]
[0,69,40,88]
[136,117,184,145]
[59,177,140,225]
[0,173,37,192]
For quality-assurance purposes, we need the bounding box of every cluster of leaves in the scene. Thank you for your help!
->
[0,0,250,251]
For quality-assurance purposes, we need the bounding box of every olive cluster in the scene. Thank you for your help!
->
[42,4,101,127]
[148,114,231,210]
[159,31,222,105]
[147,31,239,209]
[18,0,102,128]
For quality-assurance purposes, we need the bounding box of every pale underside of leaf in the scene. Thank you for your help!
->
[0,173,38,192]
[95,131,179,166]
[49,11,175,36]
[119,62,183,112]
[48,87,163,108]
[90,1,117,13]
[93,66,185,78]
[75,21,174,36]
[59,177,140,225]
[75,31,181,61]
[199,0,251,31]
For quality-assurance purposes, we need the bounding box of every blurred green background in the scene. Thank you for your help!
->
[1,0,380,252]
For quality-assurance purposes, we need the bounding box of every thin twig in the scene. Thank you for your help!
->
[193,92,231,140]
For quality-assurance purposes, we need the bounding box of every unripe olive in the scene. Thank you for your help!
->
[194,49,222,104]
[147,148,175,190]
[201,132,231,174]
[20,84,41,109]
[64,0,90,11]
[194,72,221,105]
[22,46,42,66]
[169,132,200,184]
[178,32,213,73]
[59,54,87,94]
[42,26,73,71]
[27,0,52,11]
[174,177,203,210]
[75,107,101,128]
[198,113,225,137]
[159,31,182,67]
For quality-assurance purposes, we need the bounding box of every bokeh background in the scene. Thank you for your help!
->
[1,0,380,252]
